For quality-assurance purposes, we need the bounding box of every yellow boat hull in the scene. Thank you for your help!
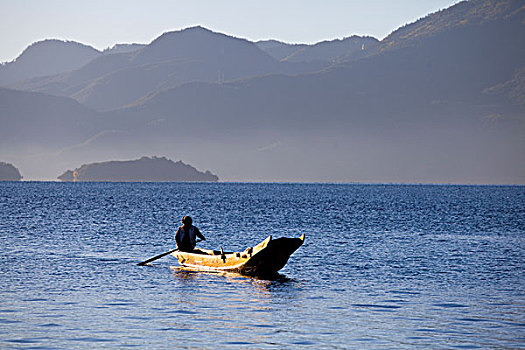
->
[172,234,305,276]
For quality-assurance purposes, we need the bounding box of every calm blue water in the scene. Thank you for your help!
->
[1,182,524,349]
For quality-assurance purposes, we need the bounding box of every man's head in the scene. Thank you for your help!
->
[181,216,193,226]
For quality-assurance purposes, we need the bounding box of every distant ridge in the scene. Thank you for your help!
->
[255,40,307,61]
[379,0,524,53]
[280,36,379,63]
[102,43,146,55]
[12,26,319,111]
[58,156,219,182]
[0,39,101,85]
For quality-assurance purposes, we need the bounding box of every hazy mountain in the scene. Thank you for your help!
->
[378,0,523,54]
[132,26,274,66]
[11,51,135,97]
[0,39,102,86]
[0,41,146,88]
[283,36,379,63]
[113,0,524,183]
[0,87,217,180]
[12,27,326,111]
[102,43,146,55]
[1,0,524,183]
[0,162,22,181]
[58,156,218,182]
[124,0,524,126]
[256,40,308,61]
[257,36,379,63]
[0,88,102,149]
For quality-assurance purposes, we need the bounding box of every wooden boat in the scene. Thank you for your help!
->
[172,234,305,276]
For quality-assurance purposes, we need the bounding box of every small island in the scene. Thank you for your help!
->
[0,162,23,181]
[58,156,219,182]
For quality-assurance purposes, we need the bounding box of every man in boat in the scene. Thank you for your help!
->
[175,216,206,252]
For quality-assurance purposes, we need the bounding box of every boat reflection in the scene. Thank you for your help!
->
[169,267,199,281]
[169,266,299,294]
[168,266,304,346]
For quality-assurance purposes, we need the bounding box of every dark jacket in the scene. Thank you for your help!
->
[175,225,204,252]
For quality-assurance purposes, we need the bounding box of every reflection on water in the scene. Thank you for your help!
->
[166,267,306,347]
[167,266,310,347]
[171,266,292,282]
[170,267,300,302]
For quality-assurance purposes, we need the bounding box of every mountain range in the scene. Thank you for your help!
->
[1,0,524,183]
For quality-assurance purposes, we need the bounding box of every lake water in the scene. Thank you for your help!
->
[1,182,524,349]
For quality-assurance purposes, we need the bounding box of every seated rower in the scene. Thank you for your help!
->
[175,216,206,252]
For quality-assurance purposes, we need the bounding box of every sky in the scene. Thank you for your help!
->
[1,0,462,63]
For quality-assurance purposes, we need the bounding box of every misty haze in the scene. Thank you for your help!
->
[0,0,524,184]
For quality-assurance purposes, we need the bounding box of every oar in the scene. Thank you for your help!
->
[137,239,202,266]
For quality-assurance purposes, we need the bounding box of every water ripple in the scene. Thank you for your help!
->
[1,182,524,349]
